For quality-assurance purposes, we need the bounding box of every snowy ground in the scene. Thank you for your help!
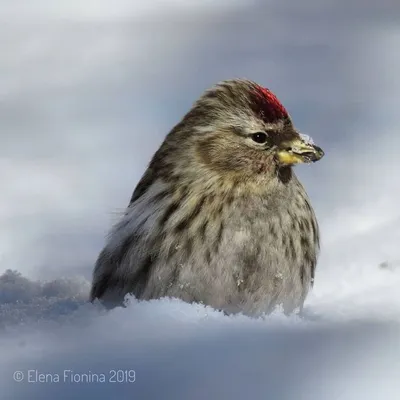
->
[2,0,400,399]
[1,252,400,399]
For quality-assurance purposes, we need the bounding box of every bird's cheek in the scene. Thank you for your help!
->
[250,150,275,174]
[195,139,246,173]
[254,160,274,174]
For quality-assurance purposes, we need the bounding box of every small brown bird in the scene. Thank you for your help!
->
[90,79,324,316]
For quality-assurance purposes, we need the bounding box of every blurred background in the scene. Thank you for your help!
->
[1,1,400,398]
[1,0,400,283]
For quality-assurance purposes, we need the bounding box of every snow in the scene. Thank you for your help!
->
[2,0,400,398]
[299,133,315,146]
[1,249,400,399]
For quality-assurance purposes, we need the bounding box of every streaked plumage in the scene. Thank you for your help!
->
[90,79,324,316]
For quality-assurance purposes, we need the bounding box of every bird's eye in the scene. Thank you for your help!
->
[251,132,268,144]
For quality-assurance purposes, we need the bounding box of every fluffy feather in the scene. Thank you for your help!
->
[90,78,323,316]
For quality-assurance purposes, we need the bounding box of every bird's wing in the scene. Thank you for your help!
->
[90,168,164,305]
[129,167,157,206]
[90,247,117,302]
[90,229,154,305]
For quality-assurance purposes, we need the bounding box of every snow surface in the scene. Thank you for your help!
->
[1,249,400,400]
[2,0,400,399]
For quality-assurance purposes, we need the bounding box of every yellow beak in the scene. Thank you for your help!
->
[276,137,324,165]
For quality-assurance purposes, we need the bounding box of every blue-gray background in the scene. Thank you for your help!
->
[1,1,400,399]
[2,0,399,280]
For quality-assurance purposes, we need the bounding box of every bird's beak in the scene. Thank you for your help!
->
[276,136,324,165]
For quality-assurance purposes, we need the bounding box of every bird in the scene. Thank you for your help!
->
[90,78,324,316]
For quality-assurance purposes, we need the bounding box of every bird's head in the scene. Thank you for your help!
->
[159,79,324,186]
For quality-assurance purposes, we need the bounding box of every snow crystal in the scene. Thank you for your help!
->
[299,133,315,145]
